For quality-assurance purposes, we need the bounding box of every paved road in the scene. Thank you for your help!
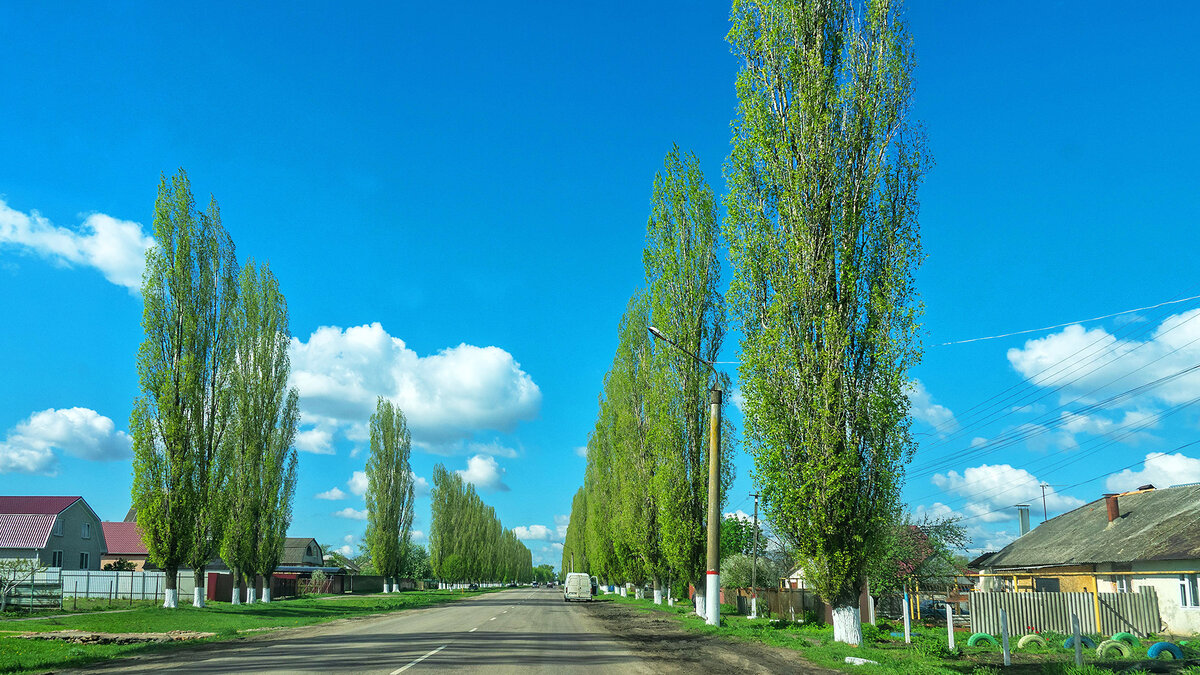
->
[80,588,652,674]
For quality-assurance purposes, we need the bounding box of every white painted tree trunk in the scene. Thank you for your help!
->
[262,587,272,603]
[832,603,863,645]
[619,585,627,597]
[231,584,240,605]
[247,586,257,604]
[695,591,705,618]
[634,588,644,599]
[653,589,663,605]
[193,587,205,608]
[164,588,178,609]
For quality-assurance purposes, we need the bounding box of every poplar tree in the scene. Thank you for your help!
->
[131,169,238,609]
[725,0,926,644]
[365,398,416,592]
[643,147,730,608]
[560,487,588,576]
[223,261,299,604]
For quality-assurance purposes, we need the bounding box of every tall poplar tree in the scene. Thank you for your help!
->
[131,169,238,609]
[365,398,415,592]
[725,0,927,644]
[643,147,730,609]
[222,261,299,603]
[560,487,588,577]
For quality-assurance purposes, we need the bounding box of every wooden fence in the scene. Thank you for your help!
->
[969,588,1161,637]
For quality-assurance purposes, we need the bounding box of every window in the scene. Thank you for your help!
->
[1181,574,1200,608]
[51,550,63,567]
[81,522,90,539]
[53,518,63,536]
[79,552,90,569]
[1116,576,1130,593]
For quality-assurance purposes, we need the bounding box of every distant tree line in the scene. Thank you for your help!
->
[428,465,532,585]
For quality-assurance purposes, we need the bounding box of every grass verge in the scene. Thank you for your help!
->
[0,588,501,674]
[602,593,1200,675]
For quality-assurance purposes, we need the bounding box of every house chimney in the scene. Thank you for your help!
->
[1104,493,1120,522]
[1017,504,1031,536]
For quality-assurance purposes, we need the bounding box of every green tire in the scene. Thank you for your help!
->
[1110,631,1141,648]
[967,633,998,647]
[1097,639,1133,658]
[1017,634,1047,649]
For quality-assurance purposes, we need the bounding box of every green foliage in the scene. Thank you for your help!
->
[719,515,765,560]
[365,398,416,580]
[222,260,300,588]
[428,464,532,584]
[870,514,967,594]
[719,552,790,589]
[101,559,137,572]
[724,0,928,637]
[560,487,588,576]
[131,169,239,596]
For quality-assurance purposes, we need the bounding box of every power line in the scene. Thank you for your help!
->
[935,294,1200,347]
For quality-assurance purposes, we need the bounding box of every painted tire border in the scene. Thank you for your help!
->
[1017,634,1047,649]
[1096,639,1132,658]
[1146,641,1183,660]
[967,633,998,647]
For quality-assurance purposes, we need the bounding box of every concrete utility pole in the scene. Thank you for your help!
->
[750,492,760,619]
[647,325,723,627]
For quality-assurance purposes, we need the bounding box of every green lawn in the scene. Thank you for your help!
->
[0,589,498,674]
[604,594,1200,675]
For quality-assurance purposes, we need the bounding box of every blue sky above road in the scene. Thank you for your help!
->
[2,1,1199,565]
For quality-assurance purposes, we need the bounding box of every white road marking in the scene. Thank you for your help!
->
[391,645,447,674]
[469,627,477,632]
[490,616,496,620]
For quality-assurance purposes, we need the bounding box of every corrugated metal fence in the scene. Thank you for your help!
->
[969,589,1160,636]
[33,569,200,600]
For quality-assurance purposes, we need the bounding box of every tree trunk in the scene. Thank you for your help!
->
[653,577,662,605]
[192,566,205,607]
[694,579,705,618]
[231,568,242,605]
[260,574,271,603]
[163,565,178,608]
[831,589,863,646]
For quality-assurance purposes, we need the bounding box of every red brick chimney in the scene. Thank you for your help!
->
[1104,493,1120,522]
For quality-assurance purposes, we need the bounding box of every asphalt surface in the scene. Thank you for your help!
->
[78,588,652,674]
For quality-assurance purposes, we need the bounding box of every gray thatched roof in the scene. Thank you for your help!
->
[974,483,1200,569]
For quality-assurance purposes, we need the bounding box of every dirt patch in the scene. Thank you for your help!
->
[584,600,837,674]
[20,630,215,645]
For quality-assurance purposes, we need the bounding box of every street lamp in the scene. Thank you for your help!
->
[647,325,723,627]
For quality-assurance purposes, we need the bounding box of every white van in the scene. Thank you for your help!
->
[563,572,592,602]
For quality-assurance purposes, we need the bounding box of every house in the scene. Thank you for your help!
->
[282,538,323,567]
[100,522,149,570]
[969,483,1200,634]
[0,496,107,570]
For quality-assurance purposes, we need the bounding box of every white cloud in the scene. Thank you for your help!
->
[906,380,959,433]
[1007,312,1200,406]
[932,463,1084,521]
[554,514,570,539]
[348,470,369,497]
[552,543,564,551]
[288,323,541,446]
[336,545,353,555]
[315,487,346,501]
[574,445,587,458]
[295,427,334,455]
[412,472,431,498]
[0,407,131,474]
[332,507,368,520]
[0,199,153,292]
[723,509,753,523]
[456,454,510,492]
[1105,452,1200,492]
[514,524,556,540]
[410,529,427,542]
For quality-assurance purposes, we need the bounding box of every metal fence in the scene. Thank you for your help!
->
[969,588,1160,637]
[33,569,201,600]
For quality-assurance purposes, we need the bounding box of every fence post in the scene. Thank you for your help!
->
[1072,614,1083,667]
[946,604,955,651]
[902,590,912,644]
[1000,608,1011,666]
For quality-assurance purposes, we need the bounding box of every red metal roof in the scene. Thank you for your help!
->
[0,513,55,548]
[0,496,81,515]
[101,521,148,556]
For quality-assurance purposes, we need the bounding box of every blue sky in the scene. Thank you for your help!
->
[1,1,1198,566]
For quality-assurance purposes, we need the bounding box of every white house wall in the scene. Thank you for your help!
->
[1130,560,1200,636]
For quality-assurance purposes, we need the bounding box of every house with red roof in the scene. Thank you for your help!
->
[0,496,107,570]
[100,521,149,571]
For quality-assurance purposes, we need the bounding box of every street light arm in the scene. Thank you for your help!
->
[647,326,718,377]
